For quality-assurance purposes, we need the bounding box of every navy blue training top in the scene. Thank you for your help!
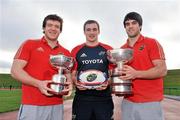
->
[71,42,113,101]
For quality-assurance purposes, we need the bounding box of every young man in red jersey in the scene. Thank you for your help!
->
[11,14,72,120]
[71,20,114,120]
[119,12,167,120]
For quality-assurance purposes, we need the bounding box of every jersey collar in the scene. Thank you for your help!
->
[41,36,60,49]
[125,34,145,48]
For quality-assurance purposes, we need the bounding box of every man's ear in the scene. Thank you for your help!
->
[140,26,142,31]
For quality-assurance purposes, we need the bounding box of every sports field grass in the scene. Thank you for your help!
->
[0,89,21,113]
[164,69,180,95]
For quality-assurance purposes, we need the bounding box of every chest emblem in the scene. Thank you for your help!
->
[139,45,145,51]
[86,73,97,82]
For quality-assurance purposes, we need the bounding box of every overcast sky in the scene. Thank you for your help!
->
[0,0,180,73]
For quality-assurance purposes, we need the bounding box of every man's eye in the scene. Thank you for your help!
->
[93,28,97,31]
[55,25,60,29]
[86,28,91,31]
[125,23,130,26]
[47,24,53,27]
[132,21,138,25]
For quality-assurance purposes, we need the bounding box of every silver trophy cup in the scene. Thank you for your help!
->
[49,54,73,95]
[107,48,133,96]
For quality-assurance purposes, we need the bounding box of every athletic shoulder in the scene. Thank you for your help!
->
[24,38,41,44]
[19,39,41,49]
[144,36,162,47]
[99,42,113,50]
[71,43,85,54]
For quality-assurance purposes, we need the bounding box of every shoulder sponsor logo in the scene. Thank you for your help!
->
[80,53,87,57]
[98,51,106,56]
[36,47,44,52]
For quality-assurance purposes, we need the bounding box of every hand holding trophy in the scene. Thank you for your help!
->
[107,48,133,96]
[49,54,73,95]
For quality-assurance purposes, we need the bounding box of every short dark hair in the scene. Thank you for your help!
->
[42,14,63,31]
[123,12,143,27]
[83,20,100,32]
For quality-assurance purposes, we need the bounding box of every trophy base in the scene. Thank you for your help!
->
[112,91,132,96]
[111,77,132,96]
[49,91,69,96]
[111,83,132,96]
[49,83,68,95]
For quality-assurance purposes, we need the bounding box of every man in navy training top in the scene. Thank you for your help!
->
[71,20,114,120]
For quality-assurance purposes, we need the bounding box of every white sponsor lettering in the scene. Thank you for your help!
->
[82,59,103,64]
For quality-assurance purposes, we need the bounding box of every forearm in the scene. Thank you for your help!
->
[135,62,167,79]
[64,72,73,90]
[108,70,113,85]
[136,67,166,79]
[11,68,40,87]
[11,59,55,96]
[71,71,77,84]
[65,73,73,84]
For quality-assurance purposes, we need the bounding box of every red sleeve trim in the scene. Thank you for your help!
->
[71,43,85,71]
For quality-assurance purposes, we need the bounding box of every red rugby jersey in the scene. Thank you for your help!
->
[121,35,165,102]
[14,37,71,105]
